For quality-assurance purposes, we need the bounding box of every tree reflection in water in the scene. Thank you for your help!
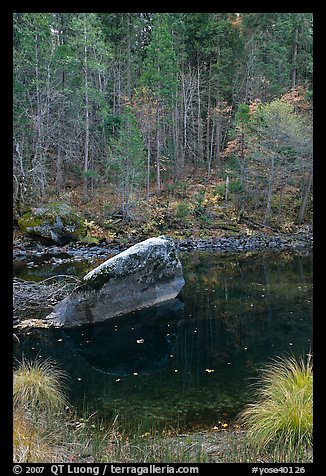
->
[14,250,312,430]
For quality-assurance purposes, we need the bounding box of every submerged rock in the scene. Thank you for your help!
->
[46,236,185,327]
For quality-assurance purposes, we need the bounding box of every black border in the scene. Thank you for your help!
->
[6,3,320,474]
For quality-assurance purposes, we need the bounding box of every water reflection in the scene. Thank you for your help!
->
[62,299,184,377]
[14,250,312,430]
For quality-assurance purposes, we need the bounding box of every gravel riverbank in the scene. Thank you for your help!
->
[13,229,313,263]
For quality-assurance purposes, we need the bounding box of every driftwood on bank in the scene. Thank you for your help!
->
[13,275,81,319]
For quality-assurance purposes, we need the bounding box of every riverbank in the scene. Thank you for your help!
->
[13,415,313,463]
[13,226,313,263]
[13,227,313,328]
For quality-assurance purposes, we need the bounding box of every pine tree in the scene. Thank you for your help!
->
[107,105,146,218]
[64,13,111,201]
[13,13,59,204]
[140,13,179,192]
[239,13,313,101]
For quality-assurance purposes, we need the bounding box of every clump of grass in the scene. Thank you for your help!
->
[238,354,313,455]
[13,358,69,463]
[13,357,68,414]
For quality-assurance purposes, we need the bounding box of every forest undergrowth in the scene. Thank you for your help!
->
[15,168,311,249]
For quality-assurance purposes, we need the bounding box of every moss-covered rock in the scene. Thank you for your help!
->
[18,202,86,245]
[46,236,185,327]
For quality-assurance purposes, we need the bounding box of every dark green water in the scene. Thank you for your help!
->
[13,249,313,431]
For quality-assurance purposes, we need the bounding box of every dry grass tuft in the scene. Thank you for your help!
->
[238,354,313,454]
[14,357,68,414]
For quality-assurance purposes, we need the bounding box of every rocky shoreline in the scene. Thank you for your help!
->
[13,228,313,264]
[177,229,313,252]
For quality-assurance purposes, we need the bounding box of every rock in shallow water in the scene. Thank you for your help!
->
[46,236,185,328]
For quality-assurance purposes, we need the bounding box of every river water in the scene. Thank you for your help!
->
[13,249,313,431]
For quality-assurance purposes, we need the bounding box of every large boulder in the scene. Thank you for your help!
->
[46,236,185,327]
[18,202,86,245]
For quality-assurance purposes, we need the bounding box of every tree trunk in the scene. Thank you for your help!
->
[225,176,229,201]
[13,140,26,216]
[254,173,259,211]
[264,154,275,225]
[215,113,221,176]
[126,13,132,98]
[156,100,161,194]
[180,71,187,172]
[291,23,299,90]
[208,118,214,176]
[56,143,63,193]
[172,102,180,175]
[146,110,151,200]
[206,62,212,167]
[297,169,313,225]
[83,15,90,202]
[34,34,46,198]
[197,57,204,164]
[239,131,246,199]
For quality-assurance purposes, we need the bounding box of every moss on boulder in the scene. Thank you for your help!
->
[46,236,185,327]
[18,202,86,245]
